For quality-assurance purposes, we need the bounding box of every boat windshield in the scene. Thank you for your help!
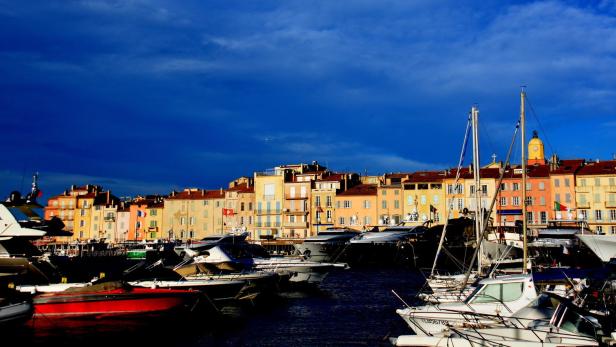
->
[8,206,44,222]
[558,306,601,338]
[466,282,524,304]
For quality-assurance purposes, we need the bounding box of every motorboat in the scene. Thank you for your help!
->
[174,232,249,258]
[293,227,360,262]
[184,244,346,285]
[528,220,597,267]
[391,293,603,346]
[344,225,430,265]
[396,274,537,336]
[577,234,616,263]
[31,280,201,319]
[0,286,33,327]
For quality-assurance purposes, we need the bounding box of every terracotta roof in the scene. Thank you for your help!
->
[317,173,345,182]
[337,184,377,196]
[577,160,616,176]
[550,159,584,174]
[166,189,226,200]
[405,171,446,183]
[227,183,254,193]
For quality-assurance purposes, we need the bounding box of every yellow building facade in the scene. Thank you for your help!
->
[333,184,377,231]
[402,171,446,224]
[575,160,616,234]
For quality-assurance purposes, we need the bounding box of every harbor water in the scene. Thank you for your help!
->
[15,267,426,347]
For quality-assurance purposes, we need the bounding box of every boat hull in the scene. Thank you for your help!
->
[32,287,199,319]
[577,234,616,263]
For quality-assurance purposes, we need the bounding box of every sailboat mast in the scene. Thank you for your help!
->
[471,106,482,273]
[521,88,528,274]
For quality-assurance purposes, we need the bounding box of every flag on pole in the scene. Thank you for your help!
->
[222,208,235,216]
[137,210,147,217]
[554,201,567,211]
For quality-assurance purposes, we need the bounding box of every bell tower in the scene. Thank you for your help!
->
[528,130,545,165]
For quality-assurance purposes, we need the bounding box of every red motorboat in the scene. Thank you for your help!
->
[32,281,200,319]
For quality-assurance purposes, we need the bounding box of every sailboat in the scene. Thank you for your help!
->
[396,90,540,335]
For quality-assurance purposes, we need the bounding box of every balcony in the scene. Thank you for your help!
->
[255,209,282,215]
[576,186,591,193]
[104,216,115,222]
[255,222,281,228]
[148,227,158,232]
[284,221,309,228]
[285,209,309,215]
[285,195,308,200]
[577,201,590,208]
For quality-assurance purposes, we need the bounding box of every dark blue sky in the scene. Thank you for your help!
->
[1,0,615,198]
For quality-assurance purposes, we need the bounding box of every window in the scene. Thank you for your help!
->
[344,200,351,208]
[481,185,488,196]
[594,194,601,203]
[189,216,195,225]
[407,196,414,205]
[150,209,157,216]
[500,183,507,191]
[394,190,399,196]
[581,210,588,220]
[597,226,603,233]
[382,190,386,196]
[326,196,332,207]
[290,187,296,198]
[300,186,306,198]
[80,209,85,216]
[315,196,321,207]
[289,215,295,223]
[275,201,281,212]
[136,221,141,229]
[457,198,463,210]
[555,193,561,202]
[540,211,547,224]
[538,182,545,190]
[526,183,532,191]
[595,210,603,221]
[364,216,371,225]
[364,200,371,209]
[382,201,387,209]
[180,217,185,225]
[565,178,571,187]
[554,179,560,187]
[470,185,475,195]
[433,195,439,204]
[512,197,520,206]
[420,195,426,205]
[540,197,545,206]
[611,210,616,221]
[565,193,571,203]
[394,200,400,209]
[240,202,245,211]
[94,224,98,230]
[611,178,616,186]
[581,179,586,187]
[512,183,519,191]
[150,221,157,227]
[264,183,275,199]
[500,197,507,206]
[595,178,601,186]
[326,210,332,221]
[527,212,533,224]
[470,282,524,304]
[339,217,345,225]
[612,226,616,234]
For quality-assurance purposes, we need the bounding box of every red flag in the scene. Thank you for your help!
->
[223,208,235,216]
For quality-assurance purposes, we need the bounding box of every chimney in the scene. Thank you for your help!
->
[106,191,110,205]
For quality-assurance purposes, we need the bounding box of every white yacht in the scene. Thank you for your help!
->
[396,274,537,336]
[391,293,602,346]
[293,227,360,262]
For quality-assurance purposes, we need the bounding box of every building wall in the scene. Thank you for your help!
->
[254,172,285,238]
[550,174,577,220]
[73,196,95,240]
[283,181,311,238]
[311,180,340,234]
[576,174,616,234]
[376,185,404,225]
[116,210,130,242]
[403,182,446,223]
[334,194,377,230]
